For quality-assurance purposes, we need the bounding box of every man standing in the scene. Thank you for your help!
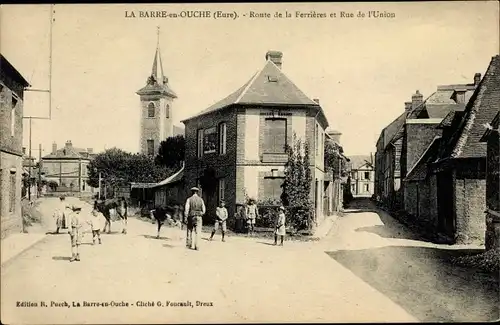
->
[184,187,206,250]
[210,200,228,242]
[118,197,128,234]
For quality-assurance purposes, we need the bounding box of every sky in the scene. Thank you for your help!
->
[1,2,499,158]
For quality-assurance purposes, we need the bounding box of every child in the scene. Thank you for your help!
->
[88,208,102,245]
[274,206,286,246]
[53,196,67,234]
[246,198,259,236]
[210,200,228,242]
[67,206,83,262]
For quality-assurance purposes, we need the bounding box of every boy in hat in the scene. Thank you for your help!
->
[210,200,228,242]
[274,206,286,246]
[184,187,206,250]
[246,198,259,236]
[67,206,83,261]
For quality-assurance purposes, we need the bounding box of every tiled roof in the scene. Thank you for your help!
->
[42,146,93,160]
[153,164,184,188]
[348,155,373,170]
[409,88,473,119]
[441,55,500,159]
[182,58,321,122]
[480,111,499,142]
[383,112,408,148]
[406,137,441,182]
[1,54,30,87]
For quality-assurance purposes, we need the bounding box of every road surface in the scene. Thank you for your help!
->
[1,198,498,323]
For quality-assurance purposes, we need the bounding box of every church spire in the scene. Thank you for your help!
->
[151,26,166,85]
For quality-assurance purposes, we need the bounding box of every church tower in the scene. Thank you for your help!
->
[136,27,177,156]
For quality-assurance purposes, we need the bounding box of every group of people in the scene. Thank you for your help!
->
[183,187,287,250]
[53,196,104,262]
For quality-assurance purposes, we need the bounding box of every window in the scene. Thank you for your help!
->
[165,104,170,118]
[11,97,17,136]
[203,127,217,154]
[147,139,154,156]
[351,171,356,179]
[197,129,204,158]
[264,118,286,153]
[9,171,16,212]
[218,178,225,202]
[263,177,283,202]
[147,102,155,118]
[364,184,369,192]
[364,172,370,180]
[219,122,227,155]
[351,184,355,192]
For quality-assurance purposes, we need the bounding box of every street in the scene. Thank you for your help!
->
[1,198,498,323]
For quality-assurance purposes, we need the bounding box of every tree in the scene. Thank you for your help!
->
[324,140,349,179]
[155,135,185,169]
[281,134,314,233]
[87,148,172,191]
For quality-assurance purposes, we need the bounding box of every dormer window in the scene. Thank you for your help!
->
[148,102,155,118]
[454,91,466,104]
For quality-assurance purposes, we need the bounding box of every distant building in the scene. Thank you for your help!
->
[136,32,184,156]
[181,50,331,225]
[348,155,374,198]
[325,130,349,213]
[375,72,481,211]
[41,141,97,194]
[0,54,30,239]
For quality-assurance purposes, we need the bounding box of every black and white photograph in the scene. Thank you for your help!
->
[1,2,499,323]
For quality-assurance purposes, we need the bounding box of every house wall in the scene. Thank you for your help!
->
[485,131,499,250]
[1,72,25,239]
[351,168,375,197]
[41,159,93,192]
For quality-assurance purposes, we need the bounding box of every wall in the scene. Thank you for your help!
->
[485,131,499,250]
[454,177,487,245]
[0,152,23,239]
[403,121,441,178]
[42,159,93,192]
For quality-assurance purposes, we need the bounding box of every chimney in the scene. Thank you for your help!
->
[313,98,320,104]
[65,140,72,148]
[327,130,342,144]
[87,148,93,154]
[265,50,283,69]
[52,142,57,154]
[474,73,481,86]
[404,101,412,111]
[411,90,423,109]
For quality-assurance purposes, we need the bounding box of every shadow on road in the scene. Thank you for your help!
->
[162,244,175,248]
[326,246,499,322]
[257,241,277,246]
[142,235,171,241]
[52,256,71,261]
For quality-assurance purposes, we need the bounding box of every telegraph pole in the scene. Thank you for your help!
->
[28,118,32,200]
[98,172,102,200]
[38,143,42,198]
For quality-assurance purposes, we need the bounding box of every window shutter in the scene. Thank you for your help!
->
[274,120,286,153]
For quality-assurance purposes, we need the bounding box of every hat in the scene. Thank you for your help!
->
[279,206,285,211]
[190,187,200,192]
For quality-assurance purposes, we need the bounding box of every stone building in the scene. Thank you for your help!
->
[348,155,375,198]
[0,54,30,239]
[41,141,96,194]
[136,34,183,156]
[404,55,499,244]
[181,50,331,225]
[325,130,349,213]
[375,73,480,211]
[480,112,499,250]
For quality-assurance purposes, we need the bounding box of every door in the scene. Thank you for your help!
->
[437,171,455,239]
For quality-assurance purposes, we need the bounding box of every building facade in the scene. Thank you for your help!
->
[375,73,480,211]
[348,155,375,198]
[0,54,30,239]
[41,141,96,194]
[182,51,331,225]
[402,55,498,245]
[136,35,183,156]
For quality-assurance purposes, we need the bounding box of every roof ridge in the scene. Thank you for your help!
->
[450,56,496,158]
[234,67,262,104]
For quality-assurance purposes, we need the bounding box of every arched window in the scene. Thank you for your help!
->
[166,104,170,118]
[147,102,155,118]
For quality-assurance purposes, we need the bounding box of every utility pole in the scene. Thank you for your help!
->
[28,118,32,201]
[38,143,42,198]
